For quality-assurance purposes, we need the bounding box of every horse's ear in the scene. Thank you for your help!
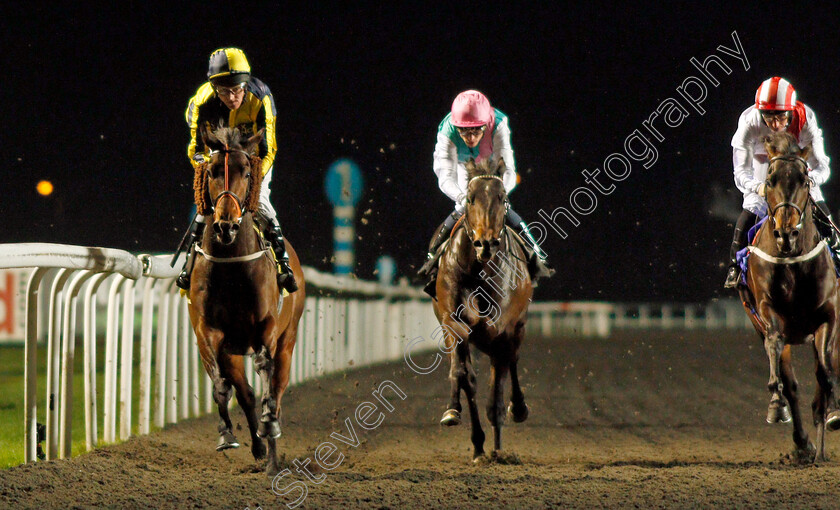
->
[763,135,780,158]
[246,128,264,156]
[202,124,222,151]
[800,144,812,163]
[495,158,506,177]
[465,158,477,175]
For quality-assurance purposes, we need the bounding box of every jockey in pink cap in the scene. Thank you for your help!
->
[724,77,839,288]
[418,90,553,297]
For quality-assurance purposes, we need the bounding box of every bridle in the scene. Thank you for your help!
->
[198,144,268,263]
[208,145,253,223]
[766,154,811,231]
[462,174,508,251]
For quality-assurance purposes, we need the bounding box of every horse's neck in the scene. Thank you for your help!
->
[202,214,260,256]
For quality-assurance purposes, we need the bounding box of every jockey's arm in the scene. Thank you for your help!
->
[433,132,465,204]
[256,92,278,177]
[800,106,831,187]
[185,84,214,169]
[731,109,763,195]
[492,117,517,195]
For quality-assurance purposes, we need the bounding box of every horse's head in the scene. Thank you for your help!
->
[464,158,508,263]
[763,131,812,254]
[196,126,264,245]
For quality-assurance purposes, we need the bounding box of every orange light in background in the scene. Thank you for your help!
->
[36,180,54,196]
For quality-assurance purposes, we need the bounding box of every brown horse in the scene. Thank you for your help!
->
[739,131,840,462]
[434,157,533,462]
[188,126,306,475]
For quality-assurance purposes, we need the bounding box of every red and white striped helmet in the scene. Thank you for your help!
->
[755,77,797,111]
[451,90,493,127]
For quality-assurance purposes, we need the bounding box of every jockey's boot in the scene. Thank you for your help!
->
[518,221,554,280]
[176,221,205,290]
[724,209,757,290]
[723,263,740,289]
[418,212,460,298]
[264,223,298,293]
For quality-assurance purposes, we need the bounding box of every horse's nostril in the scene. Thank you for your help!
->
[790,230,799,238]
[773,230,781,239]
[231,223,240,232]
[473,240,482,248]
[213,224,222,234]
[491,240,500,247]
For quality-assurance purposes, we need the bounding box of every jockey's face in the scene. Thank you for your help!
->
[761,111,791,132]
[457,125,486,148]
[214,82,246,110]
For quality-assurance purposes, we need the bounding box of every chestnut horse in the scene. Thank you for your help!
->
[188,126,305,475]
[434,158,533,462]
[739,131,840,462]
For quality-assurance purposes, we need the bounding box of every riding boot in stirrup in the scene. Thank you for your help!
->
[419,219,457,299]
[724,209,757,290]
[176,221,205,290]
[518,221,554,281]
[518,221,548,261]
[723,264,740,289]
[265,224,298,293]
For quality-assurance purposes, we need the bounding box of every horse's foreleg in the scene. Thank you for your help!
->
[508,357,529,423]
[812,354,830,462]
[813,321,840,431]
[486,359,509,454]
[254,346,280,439]
[763,330,790,424]
[440,332,464,427]
[779,346,815,463]
[265,338,295,477]
[212,372,239,450]
[224,353,264,461]
[457,342,485,462]
[197,327,240,451]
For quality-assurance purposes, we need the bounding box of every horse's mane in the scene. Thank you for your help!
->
[764,131,802,158]
[193,126,263,215]
[466,158,506,181]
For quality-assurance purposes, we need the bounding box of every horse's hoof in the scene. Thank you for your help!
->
[789,442,817,464]
[825,410,840,431]
[472,454,489,465]
[440,409,461,426]
[252,440,267,460]
[507,402,530,423]
[258,420,282,439]
[216,431,240,451]
[766,403,791,424]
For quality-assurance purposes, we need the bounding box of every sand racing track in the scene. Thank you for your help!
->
[3,330,840,509]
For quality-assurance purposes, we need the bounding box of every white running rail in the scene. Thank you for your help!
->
[0,243,437,464]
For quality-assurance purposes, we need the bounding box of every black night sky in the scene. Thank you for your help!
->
[4,3,840,302]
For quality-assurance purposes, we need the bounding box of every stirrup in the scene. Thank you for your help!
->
[176,270,190,290]
[723,265,740,289]
[277,259,298,293]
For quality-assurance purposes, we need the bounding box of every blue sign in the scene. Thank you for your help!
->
[325,159,364,206]
[376,255,396,286]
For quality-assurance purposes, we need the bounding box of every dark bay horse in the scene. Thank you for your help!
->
[739,131,840,462]
[188,126,306,475]
[434,158,533,463]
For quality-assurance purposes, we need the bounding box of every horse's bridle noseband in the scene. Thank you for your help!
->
[208,145,253,222]
[766,154,811,231]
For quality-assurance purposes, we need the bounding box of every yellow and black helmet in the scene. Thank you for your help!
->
[207,47,251,86]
